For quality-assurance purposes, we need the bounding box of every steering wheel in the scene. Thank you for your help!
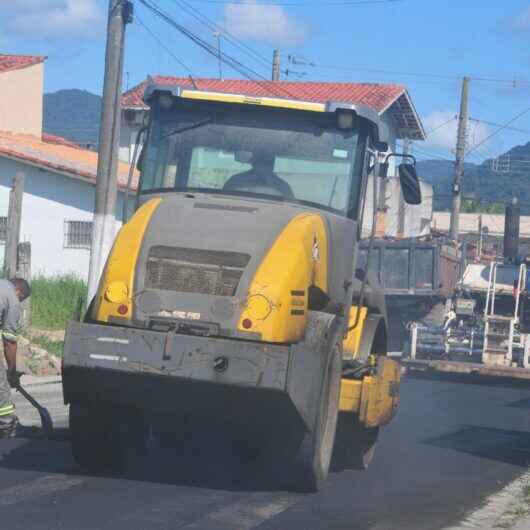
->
[223,173,294,199]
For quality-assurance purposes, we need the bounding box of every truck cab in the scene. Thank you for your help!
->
[63,84,421,491]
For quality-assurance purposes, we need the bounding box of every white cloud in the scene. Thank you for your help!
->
[222,1,309,46]
[422,110,489,155]
[1,0,103,39]
[512,6,530,32]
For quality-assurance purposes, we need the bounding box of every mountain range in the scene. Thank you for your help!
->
[43,89,530,213]
[43,89,101,147]
[417,142,530,214]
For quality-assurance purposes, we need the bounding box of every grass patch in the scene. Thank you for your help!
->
[31,275,87,330]
[30,335,64,357]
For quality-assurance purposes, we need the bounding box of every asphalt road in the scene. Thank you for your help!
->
[2,373,530,530]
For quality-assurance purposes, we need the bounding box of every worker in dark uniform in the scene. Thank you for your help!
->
[223,152,295,199]
[0,278,31,439]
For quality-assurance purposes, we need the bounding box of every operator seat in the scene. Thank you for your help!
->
[223,153,294,199]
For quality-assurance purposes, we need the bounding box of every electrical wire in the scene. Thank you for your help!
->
[293,60,530,87]
[424,115,457,136]
[188,0,403,5]
[466,104,530,157]
[168,0,272,71]
[469,117,530,136]
[137,0,306,101]
[413,146,453,162]
[135,13,195,75]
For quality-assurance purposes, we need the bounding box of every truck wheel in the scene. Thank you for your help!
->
[332,414,379,471]
[293,342,342,492]
[70,402,147,473]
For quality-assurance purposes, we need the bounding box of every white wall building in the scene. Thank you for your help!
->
[0,133,135,279]
[0,55,134,280]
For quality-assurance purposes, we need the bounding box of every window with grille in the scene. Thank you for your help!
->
[64,220,92,249]
[0,217,7,242]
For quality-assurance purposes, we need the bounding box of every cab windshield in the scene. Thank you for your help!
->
[140,100,365,215]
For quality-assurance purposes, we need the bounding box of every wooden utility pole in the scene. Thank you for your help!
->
[272,49,281,81]
[87,0,133,302]
[449,76,470,241]
[4,172,24,279]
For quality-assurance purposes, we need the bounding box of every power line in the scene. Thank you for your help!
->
[424,115,457,136]
[291,59,530,87]
[469,117,530,136]
[188,0,403,5]
[135,12,195,75]
[168,0,272,71]
[466,104,530,157]
[413,146,453,162]
[137,0,306,101]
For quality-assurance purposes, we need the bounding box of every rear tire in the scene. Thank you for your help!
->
[70,402,147,473]
[292,342,342,492]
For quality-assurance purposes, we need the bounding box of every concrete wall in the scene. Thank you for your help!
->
[432,212,530,237]
[0,63,44,137]
[119,117,143,163]
[362,176,433,238]
[0,157,130,279]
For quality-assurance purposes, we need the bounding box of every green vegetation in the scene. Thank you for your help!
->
[461,198,505,214]
[30,335,64,358]
[31,275,87,330]
[43,89,101,146]
[417,140,530,214]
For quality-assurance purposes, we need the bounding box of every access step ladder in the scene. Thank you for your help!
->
[482,262,529,367]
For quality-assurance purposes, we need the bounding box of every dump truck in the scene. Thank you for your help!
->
[62,83,421,491]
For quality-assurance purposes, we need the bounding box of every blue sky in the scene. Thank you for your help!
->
[1,0,530,162]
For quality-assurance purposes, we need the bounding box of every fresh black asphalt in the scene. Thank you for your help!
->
[1,374,530,530]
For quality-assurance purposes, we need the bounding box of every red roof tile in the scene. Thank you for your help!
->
[42,133,82,150]
[0,54,47,74]
[0,132,136,190]
[122,76,405,114]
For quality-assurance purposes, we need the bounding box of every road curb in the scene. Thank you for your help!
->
[513,516,530,530]
[21,375,62,387]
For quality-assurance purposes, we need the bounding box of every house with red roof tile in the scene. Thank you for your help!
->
[0,55,134,279]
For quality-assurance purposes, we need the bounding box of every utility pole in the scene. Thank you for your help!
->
[4,172,24,279]
[449,76,470,242]
[214,31,223,80]
[87,0,133,302]
[272,49,281,81]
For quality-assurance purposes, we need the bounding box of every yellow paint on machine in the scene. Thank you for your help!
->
[95,198,162,322]
[180,89,326,113]
[238,213,328,343]
[339,357,401,427]
[342,305,368,359]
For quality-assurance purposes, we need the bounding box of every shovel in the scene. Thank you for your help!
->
[15,381,54,436]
